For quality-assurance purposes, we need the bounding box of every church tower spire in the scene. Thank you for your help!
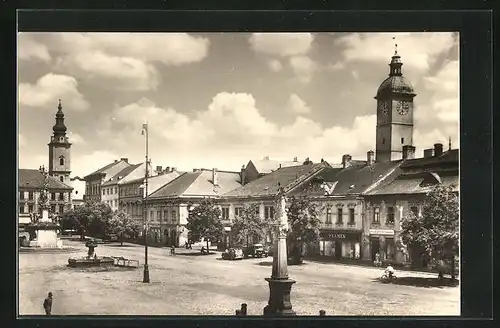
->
[48,99,72,186]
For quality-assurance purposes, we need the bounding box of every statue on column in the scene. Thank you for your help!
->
[38,165,50,210]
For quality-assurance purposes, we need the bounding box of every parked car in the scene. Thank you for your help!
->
[221,248,244,260]
[243,243,268,258]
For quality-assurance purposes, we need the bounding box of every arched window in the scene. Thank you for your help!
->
[59,156,65,165]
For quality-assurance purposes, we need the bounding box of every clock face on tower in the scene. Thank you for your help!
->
[378,100,389,116]
[396,100,410,115]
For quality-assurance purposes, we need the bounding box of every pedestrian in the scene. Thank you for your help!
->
[43,292,53,315]
[170,245,176,256]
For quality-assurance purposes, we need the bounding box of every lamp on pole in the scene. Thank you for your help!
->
[263,183,296,316]
[142,122,150,283]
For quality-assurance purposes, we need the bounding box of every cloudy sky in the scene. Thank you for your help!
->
[18,32,459,177]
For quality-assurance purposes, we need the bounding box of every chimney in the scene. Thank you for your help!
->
[342,154,352,169]
[402,145,416,160]
[114,160,118,163]
[120,157,128,163]
[165,166,170,173]
[171,167,177,172]
[156,165,162,173]
[434,143,443,156]
[293,157,298,162]
[212,168,218,186]
[240,165,245,185]
[263,156,269,160]
[423,148,434,158]
[367,150,375,165]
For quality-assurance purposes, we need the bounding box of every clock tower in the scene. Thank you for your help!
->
[48,99,72,186]
[375,46,416,162]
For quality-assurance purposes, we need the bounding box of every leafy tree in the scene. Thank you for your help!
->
[60,201,113,240]
[108,211,142,246]
[400,184,459,279]
[186,198,224,254]
[286,196,322,265]
[231,203,270,247]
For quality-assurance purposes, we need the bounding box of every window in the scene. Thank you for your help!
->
[255,206,260,216]
[325,206,332,224]
[51,192,56,200]
[410,206,419,217]
[348,208,355,225]
[59,192,64,201]
[59,206,64,214]
[386,206,395,225]
[19,191,24,200]
[171,210,176,222]
[51,205,56,213]
[19,205,25,214]
[222,207,230,220]
[337,208,343,224]
[28,191,33,200]
[382,138,385,145]
[373,207,380,223]
[234,207,243,217]
[157,210,162,222]
[60,157,64,165]
[102,189,105,196]
[60,176,64,182]
[28,204,34,213]
[114,187,117,194]
[401,137,405,144]
[150,210,155,221]
[264,206,275,219]
[114,200,117,207]
[164,210,169,222]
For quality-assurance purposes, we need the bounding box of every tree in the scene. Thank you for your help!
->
[186,198,224,254]
[286,196,322,265]
[400,184,459,279]
[59,201,113,240]
[231,203,270,247]
[108,211,142,246]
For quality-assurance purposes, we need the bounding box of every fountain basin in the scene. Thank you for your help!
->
[68,256,115,268]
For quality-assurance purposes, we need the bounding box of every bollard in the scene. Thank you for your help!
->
[241,303,247,316]
[235,309,241,316]
[319,310,326,316]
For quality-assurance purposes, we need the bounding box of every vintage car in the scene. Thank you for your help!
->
[221,248,244,260]
[242,243,268,258]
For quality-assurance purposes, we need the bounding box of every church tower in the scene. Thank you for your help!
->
[48,99,72,185]
[375,45,416,162]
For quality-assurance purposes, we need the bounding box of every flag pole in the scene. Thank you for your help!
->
[143,121,150,283]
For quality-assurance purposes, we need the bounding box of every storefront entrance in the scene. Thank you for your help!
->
[320,230,362,260]
[371,238,380,261]
[334,240,342,260]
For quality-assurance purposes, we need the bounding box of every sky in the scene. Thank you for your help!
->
[18,32,459,178]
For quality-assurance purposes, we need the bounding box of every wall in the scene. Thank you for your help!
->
[101,183,119,211]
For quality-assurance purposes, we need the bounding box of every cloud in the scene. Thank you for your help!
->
[45,33,210,91]
[268,59,283,72]
[287,94,311,114]
[289,56,318,84]
[327,61,345,71]
[72,150,121,177]
[68,132,87,145]
[249,33,314,57]
[19,73,90,111]
[17,33,51,62]
[334,32,458,72]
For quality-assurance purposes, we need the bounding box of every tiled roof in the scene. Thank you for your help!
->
[84,159,132,180]
[401,149,458,168]
[102,164,141,186]
[149,169,241,199]
[223,163,327,198]
[250,159,302,174]
[290,161,402,197]
[19,169,73,190]
[146,171,181,196]
[366,171,459,195]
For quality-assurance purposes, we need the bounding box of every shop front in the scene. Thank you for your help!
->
[369,229,398,264]
[319,230,362,260]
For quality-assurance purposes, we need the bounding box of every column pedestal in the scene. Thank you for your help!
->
[263,278,296,316]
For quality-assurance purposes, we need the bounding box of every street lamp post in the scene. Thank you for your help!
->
[263,184,296,316]
[142,122,150,283]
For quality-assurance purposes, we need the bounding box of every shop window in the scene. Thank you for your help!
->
[264,206,274,219]
[410,206,419,217]
[222,207,230,220]
[325,206,332,224]
[348,208,355,225]
[386,206,395,225]
[373,207,380,223]
[336,208,343,224]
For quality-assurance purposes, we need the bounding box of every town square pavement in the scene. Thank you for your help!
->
[19,239,460,316]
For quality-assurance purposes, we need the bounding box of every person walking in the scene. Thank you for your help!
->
[43,292,53,315]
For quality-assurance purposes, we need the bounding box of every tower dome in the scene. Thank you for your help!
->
[375,49,415,98]
[52,99,67,134]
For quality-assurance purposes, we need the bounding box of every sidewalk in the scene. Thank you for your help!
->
[304,256,459,278]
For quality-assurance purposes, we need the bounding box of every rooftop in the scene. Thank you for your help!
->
[102,164,141,186]
[19,169,73,190]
